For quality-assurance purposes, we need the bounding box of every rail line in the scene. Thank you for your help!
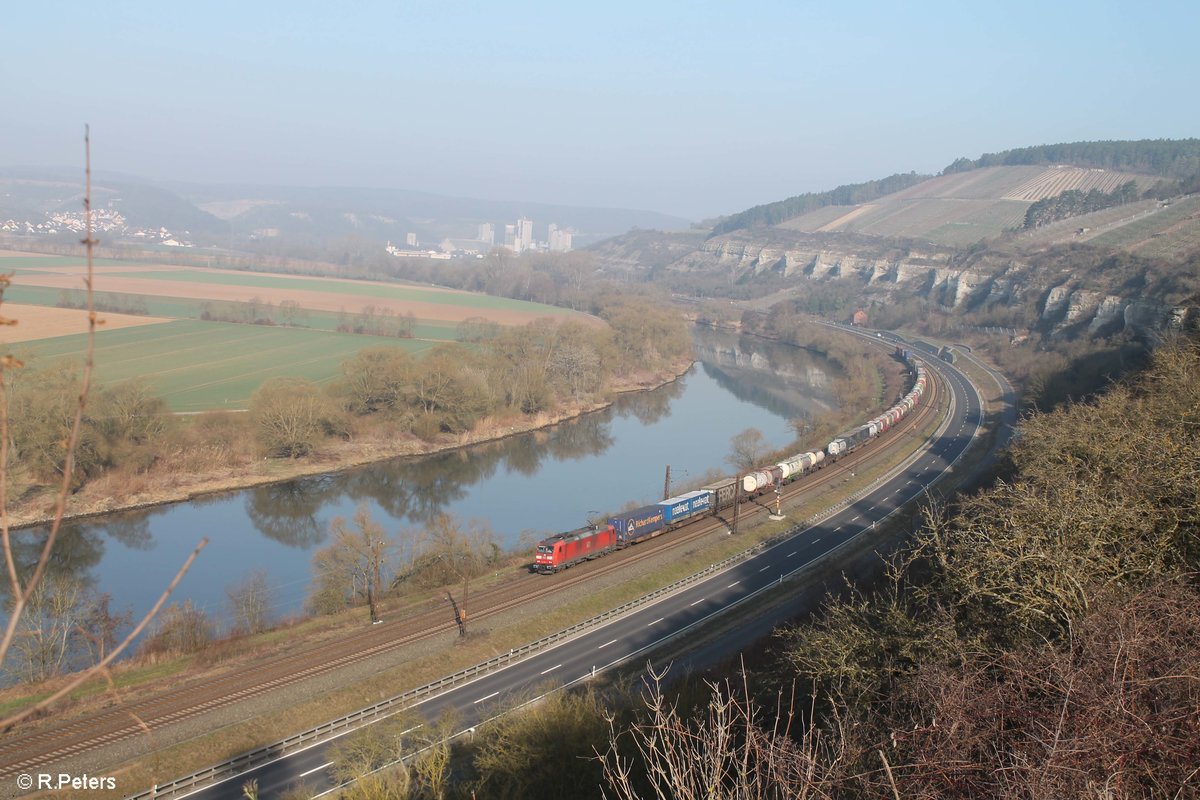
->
[0,364,940,778]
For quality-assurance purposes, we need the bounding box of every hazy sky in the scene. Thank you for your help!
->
[4,0,1197,219]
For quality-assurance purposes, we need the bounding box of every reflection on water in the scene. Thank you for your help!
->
[5,327,841,629]
[692,326,838,422]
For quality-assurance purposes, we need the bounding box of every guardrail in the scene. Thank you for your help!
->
[129,346,960,800]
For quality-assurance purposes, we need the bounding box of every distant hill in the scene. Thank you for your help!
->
[0,168,228,235]
[588,139,1200,342]
[0,168,690,248]
[704,139,1200,247]
[175,182,691,248]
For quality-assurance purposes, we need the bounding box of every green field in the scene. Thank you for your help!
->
[16,320,434,412]
[103,269,575,314]
[3,285,464,341]
[0,256,153,271]
[1,252,593,413]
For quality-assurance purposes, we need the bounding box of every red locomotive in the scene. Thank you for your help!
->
[534,524,618,573]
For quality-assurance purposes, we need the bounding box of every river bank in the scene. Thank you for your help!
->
[7,357,695,530]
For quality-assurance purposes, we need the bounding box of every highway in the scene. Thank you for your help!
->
[174,341,985,799]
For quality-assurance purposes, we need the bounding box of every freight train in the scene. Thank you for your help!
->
[533,348,928,573]
[827,349,926,458]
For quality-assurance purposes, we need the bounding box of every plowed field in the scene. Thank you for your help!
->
[0,303,172,343]
[8,260,584,326]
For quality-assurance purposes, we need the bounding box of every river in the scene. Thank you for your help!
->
[6,328,840,634]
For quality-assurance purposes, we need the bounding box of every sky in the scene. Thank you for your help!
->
[3,0,1198,220]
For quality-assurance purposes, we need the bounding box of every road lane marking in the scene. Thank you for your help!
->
[787,551,797,557]
[300,762,332,778]
[759,565,770,572]
[728,581,741,588]
[812,538,821,543]
[474,691,499,704]
[690,598,705,606]
[648,617,663,626]
[598,639,617,649]
[540,664,561,675]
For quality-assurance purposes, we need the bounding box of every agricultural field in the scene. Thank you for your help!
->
[16,319,433,411]
[1010,195,1200,259]
[1087,195,1200,259]
[770,166,1156,246]
[0,303,172,343]
[836,198,1029,245]
[0,250,595,411]
[2,284,464,341]
[888,166,1045,200]
[1001,166,1150,201]
[3,256,583,325]
[775,204,861,231]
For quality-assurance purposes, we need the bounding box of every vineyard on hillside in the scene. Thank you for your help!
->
[1003,166,1149,201]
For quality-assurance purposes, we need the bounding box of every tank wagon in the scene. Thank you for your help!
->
[825,350,928,460]
[534,348,933,572]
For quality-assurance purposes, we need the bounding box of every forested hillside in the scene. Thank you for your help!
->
[943,137,1200,178]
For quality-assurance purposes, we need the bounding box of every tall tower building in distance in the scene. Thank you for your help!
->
[516,217,533,252]
[478,223,494,245]
[503,224,516,251]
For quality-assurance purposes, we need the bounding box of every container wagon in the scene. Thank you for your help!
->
[609,505,667,545]
[701,478,738,512]
[658,490,714,524]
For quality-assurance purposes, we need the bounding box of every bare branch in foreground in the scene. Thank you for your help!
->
[0,127,206,731]
[0,537,208,732]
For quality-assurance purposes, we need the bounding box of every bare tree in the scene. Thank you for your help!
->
[421,514,499,636]
[600,668,851,800]
[309,504,394,623]
[227,569,273,635]
[8,572,85,682]
[726,427,768,472]
[76,591,133,666]
[139,601,214,656]
[250,376,335,458]
[328,713,421,800]
[0,129,206,730]
[411,709,459,800]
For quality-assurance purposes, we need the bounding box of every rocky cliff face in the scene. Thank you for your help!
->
[591,228,1197,338]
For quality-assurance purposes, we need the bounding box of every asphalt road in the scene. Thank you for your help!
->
[177,344,984,800]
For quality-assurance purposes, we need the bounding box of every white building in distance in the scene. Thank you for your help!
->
[548,224,573,252]
[516,217,534,252]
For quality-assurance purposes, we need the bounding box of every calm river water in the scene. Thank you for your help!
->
[10,328,840,630]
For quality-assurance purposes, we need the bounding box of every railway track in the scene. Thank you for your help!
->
[0,369,941,777]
